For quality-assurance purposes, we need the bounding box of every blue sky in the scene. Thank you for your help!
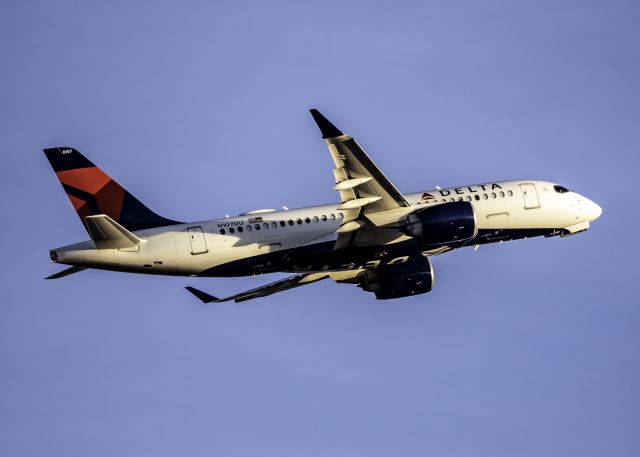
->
[1,0,639,456]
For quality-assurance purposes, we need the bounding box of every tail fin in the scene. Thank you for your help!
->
[44,147,181,232]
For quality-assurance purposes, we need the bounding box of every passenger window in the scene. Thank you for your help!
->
[246,225,252,232]
[271,222,277,228]
[449,198,455,202]
[482,194,488,200]
[466,196,472,201]
[313,216,319,222]
[296,218,302,224]
[237,226,243,233]
[441,199,446,203]
[288,220,294,226]
[507,190,514,196]
[305,217,310,223]
[474,195,480,201]
[457,197,463,201]
[499,191,505,197]
[229,227,235,234]
[280,221,286,227]
[255,224,261,230]
[491,192,496,199]
[220,229,226,235]
[329,214,336,220]
[321,215,327,221]
[263,223,269,229]
[338,213,344,219]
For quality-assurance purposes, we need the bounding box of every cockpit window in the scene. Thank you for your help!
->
[554,185,570,193]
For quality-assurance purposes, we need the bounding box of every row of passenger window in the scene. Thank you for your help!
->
[219,190,514,235]
[219,213,343,235]
[419,190,514,205]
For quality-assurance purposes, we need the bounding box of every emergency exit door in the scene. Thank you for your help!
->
[520,183,540,209]
[187,227,208,255]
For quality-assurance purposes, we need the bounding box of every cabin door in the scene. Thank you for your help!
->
[520,183,540,209]
[187,227,208,255]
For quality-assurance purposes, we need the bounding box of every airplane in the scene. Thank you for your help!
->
[45,109,602,302]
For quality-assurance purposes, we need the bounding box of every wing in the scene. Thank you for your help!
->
[310,109,415,249]
[185,272,330,303]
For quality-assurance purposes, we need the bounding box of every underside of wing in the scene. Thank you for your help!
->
[185,272,330,303]
[185,261,436,303]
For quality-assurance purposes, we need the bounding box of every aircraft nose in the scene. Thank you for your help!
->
[584,198,602,222]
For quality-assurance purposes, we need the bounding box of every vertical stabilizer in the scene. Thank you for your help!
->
[44,147,181,231]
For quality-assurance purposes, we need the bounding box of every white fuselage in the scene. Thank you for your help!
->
[51,180,602,276]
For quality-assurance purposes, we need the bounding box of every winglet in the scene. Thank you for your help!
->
[310,109,344,139]
[185,286,220,303]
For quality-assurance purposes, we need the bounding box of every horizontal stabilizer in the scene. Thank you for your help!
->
[85,214,143,249]
[45,266,87,280]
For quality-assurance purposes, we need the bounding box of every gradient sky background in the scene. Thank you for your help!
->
[1,1,639,456]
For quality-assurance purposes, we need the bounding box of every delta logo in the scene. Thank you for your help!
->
[422,183,504,200]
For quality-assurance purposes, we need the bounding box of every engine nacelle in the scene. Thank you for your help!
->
[359,258,434,300]
[402,201,477,247]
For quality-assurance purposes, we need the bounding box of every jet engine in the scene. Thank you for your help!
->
[401,201,477,247]
[359,258,434,300]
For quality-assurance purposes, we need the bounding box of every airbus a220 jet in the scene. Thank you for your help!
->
[45,110,602,302]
